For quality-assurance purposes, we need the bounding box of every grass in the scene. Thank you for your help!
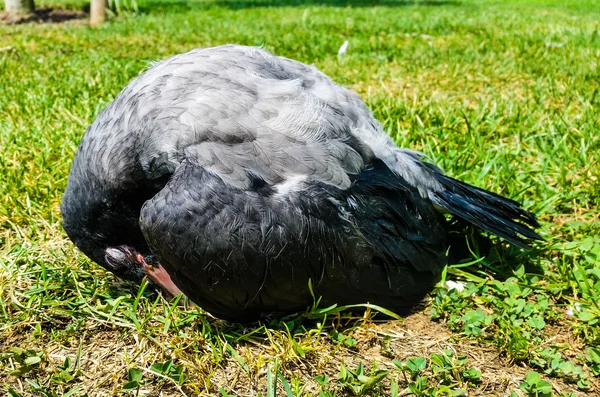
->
[1,0,599,395]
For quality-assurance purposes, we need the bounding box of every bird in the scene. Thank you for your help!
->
[61,44,543,322]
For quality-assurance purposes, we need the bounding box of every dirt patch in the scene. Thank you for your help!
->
[1,311,593,396]
[0,8,87,25]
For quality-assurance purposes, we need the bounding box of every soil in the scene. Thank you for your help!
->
[0,8,87,25]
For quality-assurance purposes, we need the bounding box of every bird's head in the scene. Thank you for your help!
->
[60,175,154,284]
[103,245,160,281]
[62,219,154,283]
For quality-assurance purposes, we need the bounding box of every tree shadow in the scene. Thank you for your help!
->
[0,8,87,25]
[138,0,461,14]
[213,0,461,8]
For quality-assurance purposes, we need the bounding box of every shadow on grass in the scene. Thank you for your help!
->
[448,221,547,279]
[138,0,462,14]
[214,0,460,8]
[0,8,87,24]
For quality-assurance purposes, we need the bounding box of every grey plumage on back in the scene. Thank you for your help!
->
[61,44,542,321]
[78,45,433,193]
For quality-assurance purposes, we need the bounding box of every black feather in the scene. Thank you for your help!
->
[429,173,543,248]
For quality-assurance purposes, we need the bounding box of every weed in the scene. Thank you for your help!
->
[338,361,388,395]
[518,371,553,397]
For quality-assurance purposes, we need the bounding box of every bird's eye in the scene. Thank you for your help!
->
[104,247,127,269]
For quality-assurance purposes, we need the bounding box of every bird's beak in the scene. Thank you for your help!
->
[135,253,152,270]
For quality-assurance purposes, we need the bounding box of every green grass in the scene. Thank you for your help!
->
[1,0,599,395]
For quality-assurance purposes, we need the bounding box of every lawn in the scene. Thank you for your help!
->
[0,0,599,395]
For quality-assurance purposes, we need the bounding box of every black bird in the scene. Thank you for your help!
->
[61,44,543,321]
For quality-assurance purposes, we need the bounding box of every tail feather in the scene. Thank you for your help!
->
[428,173,543,249]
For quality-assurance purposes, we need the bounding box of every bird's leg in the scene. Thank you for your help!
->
[135,253,184,298]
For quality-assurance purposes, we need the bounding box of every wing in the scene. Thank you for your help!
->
[139,159,362,320]
[139,158,448,321]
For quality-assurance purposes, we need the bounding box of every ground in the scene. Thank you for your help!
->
[0,0,599,396]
